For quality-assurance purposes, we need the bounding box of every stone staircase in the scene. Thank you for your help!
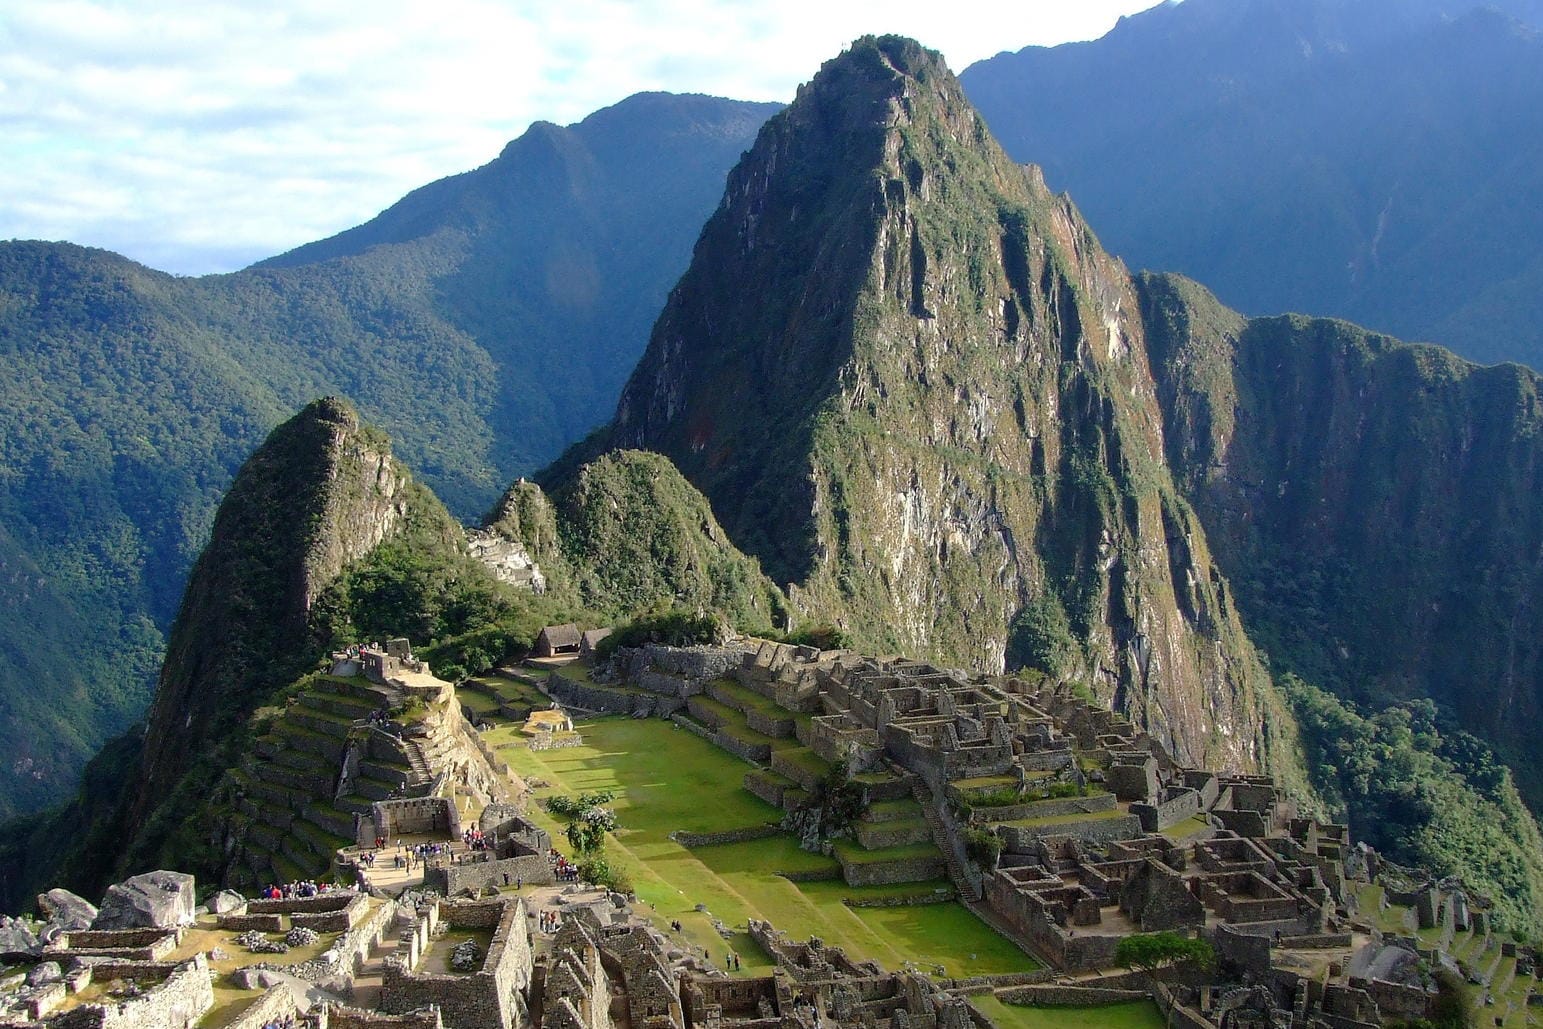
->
[230,677,420,887]
[911,780,982,902]
[399,736,435,789]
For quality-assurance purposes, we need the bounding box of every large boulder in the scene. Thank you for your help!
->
[205,890,247,916]
[0,916,40,960]
[37,888,97,932]
[92,871,196,930]
[25,962,61,987]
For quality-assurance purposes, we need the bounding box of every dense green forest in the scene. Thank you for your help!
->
[0,93,775,818]
[1284,676,1543,937]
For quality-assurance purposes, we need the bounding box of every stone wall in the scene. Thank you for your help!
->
[225,985,300,1029]
[996,813,1143,852]
[616,645,749,685]
[1214,808,1269,838]
[1131,788,1203,833]
[995,985,1149,1006]
[246,892,369,933]
[429,854,554,896]
[712,730,772,764]
[743,771,786,808]
[50,955,213,1029]
[545,675,682,718]
[840,854,948,887]
[216,913,285,932]
[374,797,461,841]
[321,1005,445,1029]
[961,792,1116,825]
[383,899,531,1029]
[671,825,783,848]
[335,898,401,984]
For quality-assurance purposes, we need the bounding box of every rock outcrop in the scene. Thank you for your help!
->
[36,888,96,932]
[92,870,196,930]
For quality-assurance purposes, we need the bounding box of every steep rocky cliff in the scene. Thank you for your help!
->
[607,37,1296,777]
[131,397,410,833]
[1141,271,1543,806]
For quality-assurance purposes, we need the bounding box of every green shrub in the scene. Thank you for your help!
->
[594,605,728,660]
[963,827,1002,869]
[1115,932,1215,974]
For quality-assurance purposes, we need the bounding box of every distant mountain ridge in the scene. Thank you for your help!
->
[0,91,776,818]
[960,0,1543,369]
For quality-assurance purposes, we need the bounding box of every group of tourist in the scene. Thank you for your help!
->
[260,879,335,900]
[538,909,562,933]
[257,1016,297,1029]
[462,826,492,851]
[549,852,580,882]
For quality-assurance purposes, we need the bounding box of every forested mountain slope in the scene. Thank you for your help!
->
[0,93,776,818]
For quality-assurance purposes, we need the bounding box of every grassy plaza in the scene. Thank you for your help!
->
[493,715,1032,979]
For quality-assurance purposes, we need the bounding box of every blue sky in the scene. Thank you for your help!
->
[0,1,1163,275]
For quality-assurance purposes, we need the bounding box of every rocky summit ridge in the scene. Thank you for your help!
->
[605,36,1293,778]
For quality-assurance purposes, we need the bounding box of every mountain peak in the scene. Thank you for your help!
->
[604,37,1284,774]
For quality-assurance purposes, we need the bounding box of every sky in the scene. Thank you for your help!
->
[0,0,1163,275]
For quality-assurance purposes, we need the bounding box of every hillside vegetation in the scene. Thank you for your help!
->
[0,93,776,817]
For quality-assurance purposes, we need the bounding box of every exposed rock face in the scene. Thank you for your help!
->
[608,36,1286,773]
[130,397,410,844]
[92,870,195,930]
[1141,271,1543,806]
[36,888,97,931]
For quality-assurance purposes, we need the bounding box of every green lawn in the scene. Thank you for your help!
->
[501,717,1035,979]
[971,995,1166,1029]
[710,679,793,720]
[997,808,1128,829]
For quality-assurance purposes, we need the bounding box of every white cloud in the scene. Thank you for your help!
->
[0,0,1160,274]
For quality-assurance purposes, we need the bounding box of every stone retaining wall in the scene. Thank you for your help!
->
[1282,932,1355,949]
[745,709,795,738]
[776,867,843,883]
[996,985,1149,1006]
[997,813,1143,851]
[844,888,955,908]
[546,675,682,717]
[962,792,1116,825]
[855,821,929,850]
[840,854,947,887]
[225,985,300,1029]
[672,825,783,848]
[671,713,713,739]
[743,771,786,808]
[712,730,771,764]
